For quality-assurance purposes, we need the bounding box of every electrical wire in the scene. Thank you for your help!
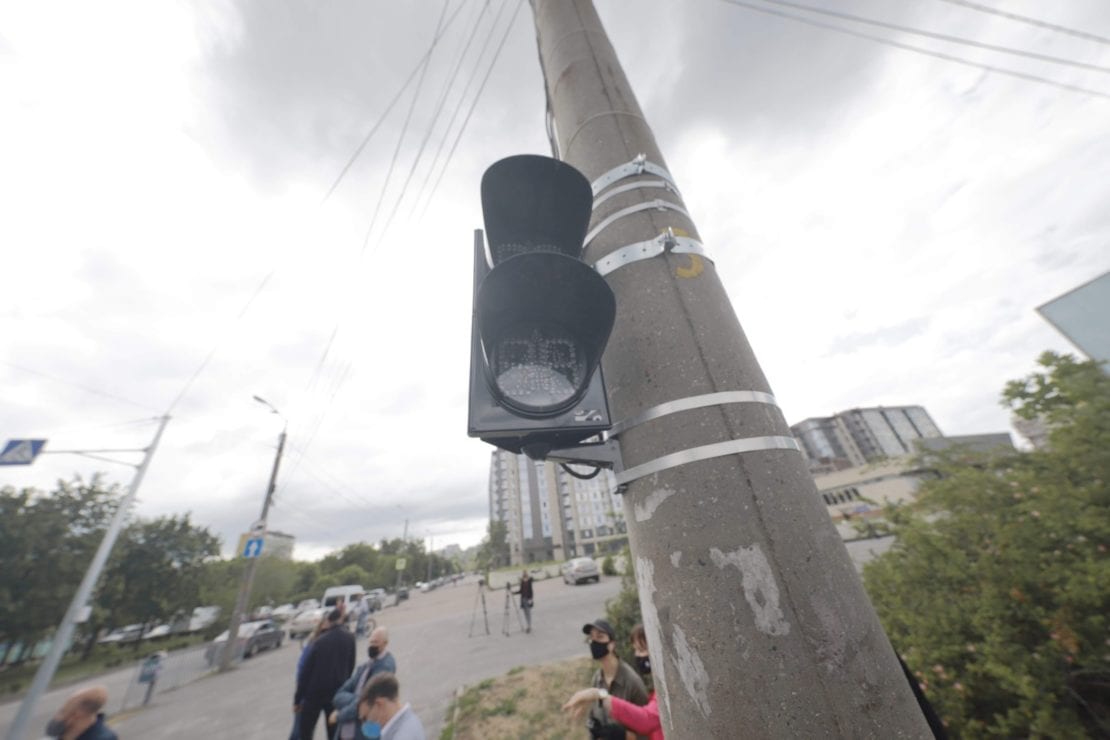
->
[319,0,471,205]
[415,0,514,218]
[935,0,1110,46]
[421,0,526,218]
[560,462,603,480]
[409,0,495,218]
[716,0,1110,101]
[164,269,275,414]
[359,0,454,256]
[378,1,493,237]
[3,361,158,411]
[750,0,1110,74]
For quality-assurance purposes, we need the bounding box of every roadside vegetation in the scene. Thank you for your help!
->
[440,657,595,740]
[0,479,459,698]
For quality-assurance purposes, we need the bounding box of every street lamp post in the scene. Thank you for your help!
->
[217,396,287,672]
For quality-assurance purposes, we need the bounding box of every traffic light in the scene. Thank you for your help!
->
[468,155,616,458]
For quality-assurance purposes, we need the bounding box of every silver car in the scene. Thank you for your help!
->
[562,557,601,585]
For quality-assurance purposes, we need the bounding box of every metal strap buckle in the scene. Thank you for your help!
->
[594,230,710,277]
[590,154,678,197]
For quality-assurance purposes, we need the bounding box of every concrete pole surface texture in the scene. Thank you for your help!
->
[531,1,931,737]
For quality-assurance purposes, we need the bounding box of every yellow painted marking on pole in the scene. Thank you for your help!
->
[676,254,703,279]
[668,227,690,237]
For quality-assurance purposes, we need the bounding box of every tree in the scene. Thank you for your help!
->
[97,514,221,648]
[476,520,510,572]
[863,353,1110,738]
[0,477,120,662]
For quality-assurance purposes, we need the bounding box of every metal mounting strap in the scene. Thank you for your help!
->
[585,200,690,247]
[594,231,709,277]
[614,435,802,487]
[593,179,678,210]
[591,154,677,197]
[609,390,780,437]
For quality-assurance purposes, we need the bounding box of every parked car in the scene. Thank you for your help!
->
[188,606,221,633]
[296,599,320,611]
[365,589,387,612]
[562,557,601,585]
[271,603,297,621]
[142,624,173,640]
[394,587,409,605]
[98,624,145,644]
[205,620,283,665]
[287,607,328,640]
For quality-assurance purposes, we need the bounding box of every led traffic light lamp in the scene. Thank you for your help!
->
[468,155,616,458]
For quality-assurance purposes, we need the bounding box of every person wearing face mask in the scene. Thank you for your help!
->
[330,626,398,740]
[564,623,664,740]
[574,619,649,739]
[357,673,426,740]
[45,685,117,740]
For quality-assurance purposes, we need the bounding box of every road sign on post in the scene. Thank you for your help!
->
[242,537,264,558]
[395,557,407,571]
[0,439,47,465]
[467,155,617,460]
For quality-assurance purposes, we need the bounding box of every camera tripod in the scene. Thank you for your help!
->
[501,582,525,636]
[468,580,490,637]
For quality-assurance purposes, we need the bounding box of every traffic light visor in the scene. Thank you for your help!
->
[481,155,593,264]
[477,252,615,416]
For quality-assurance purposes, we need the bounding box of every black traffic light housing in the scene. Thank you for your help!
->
[468,155,616,458]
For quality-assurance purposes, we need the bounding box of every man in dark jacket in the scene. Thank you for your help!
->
[295,609,356,739]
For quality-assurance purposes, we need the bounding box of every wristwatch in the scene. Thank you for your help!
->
[596,688,609,700]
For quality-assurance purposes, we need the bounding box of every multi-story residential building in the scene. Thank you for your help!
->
[488,448,626,565]
[791,405,943,472]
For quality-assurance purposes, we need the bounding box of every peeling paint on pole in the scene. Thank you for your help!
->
[633,486,675,522]
[710,545,791,636]
[634,556,672,727]
[671,622,713,718]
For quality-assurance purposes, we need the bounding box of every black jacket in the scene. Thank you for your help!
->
[294,626,356,705]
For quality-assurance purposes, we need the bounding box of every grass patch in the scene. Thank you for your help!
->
[443,657,595,740]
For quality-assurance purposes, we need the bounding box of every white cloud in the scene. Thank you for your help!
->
[1,0,1108,558]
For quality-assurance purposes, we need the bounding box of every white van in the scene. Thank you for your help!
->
[321,585,365,617]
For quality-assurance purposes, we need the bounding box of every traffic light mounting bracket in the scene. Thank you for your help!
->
[526,437,626,491]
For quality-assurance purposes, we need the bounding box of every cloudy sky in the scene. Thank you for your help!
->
[2,0,1108,560]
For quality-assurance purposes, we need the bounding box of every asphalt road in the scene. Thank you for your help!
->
[17,574,620,739]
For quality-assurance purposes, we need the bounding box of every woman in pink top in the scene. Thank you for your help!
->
[563,624,663,740]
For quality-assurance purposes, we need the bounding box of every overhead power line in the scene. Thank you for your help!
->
[320,0,470,205]
[752,0,1110,74]
[368,0,455,251]
[360,0,454,255]
[422,0,526,217]
[3,361,158,411]
[717,0,1110,101]
[410,0,492,219]
[936,0,1110,46]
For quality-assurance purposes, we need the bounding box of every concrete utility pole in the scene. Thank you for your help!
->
[531,2,930,737]
[218,398,287,672]
[7,415,171,740]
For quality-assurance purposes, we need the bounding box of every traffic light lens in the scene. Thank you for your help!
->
[491,324,587,412]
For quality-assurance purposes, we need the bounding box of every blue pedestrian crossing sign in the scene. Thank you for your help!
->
[243,537,264,558]
[0,439,47,466]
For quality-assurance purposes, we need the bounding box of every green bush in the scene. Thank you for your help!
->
[601,555,617,576]
[603,547,641,656]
